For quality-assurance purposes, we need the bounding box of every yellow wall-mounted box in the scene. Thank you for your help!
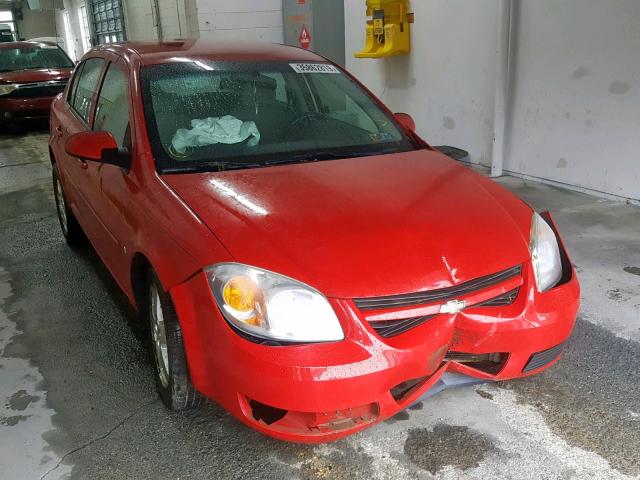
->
[355,0,413,58]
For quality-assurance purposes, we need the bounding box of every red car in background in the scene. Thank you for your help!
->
[48,40,580,443]
[0,41,73,124]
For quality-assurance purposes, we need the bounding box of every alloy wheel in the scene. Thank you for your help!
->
[150,284,170,388]
[54,175,68,236]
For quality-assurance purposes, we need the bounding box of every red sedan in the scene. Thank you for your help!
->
[49,40,580,443]
[0,41,73,124]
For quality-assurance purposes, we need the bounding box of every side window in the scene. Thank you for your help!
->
[72,58,105,123]
[66,62,84,106]
[93,64,130,148]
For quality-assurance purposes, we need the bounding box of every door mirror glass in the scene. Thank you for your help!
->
[65,131,130,169]
[395,112,416,132]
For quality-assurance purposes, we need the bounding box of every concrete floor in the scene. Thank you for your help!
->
[0,125,638,480]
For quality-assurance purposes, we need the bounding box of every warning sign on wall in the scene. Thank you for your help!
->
[299,24,311,49]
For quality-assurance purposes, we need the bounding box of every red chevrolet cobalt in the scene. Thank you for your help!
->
[0,41,73,124]
[49,40,579,442]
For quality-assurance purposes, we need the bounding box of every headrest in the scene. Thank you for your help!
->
[254,75,277,92]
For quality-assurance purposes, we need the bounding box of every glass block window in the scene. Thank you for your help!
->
[89,0,126,45]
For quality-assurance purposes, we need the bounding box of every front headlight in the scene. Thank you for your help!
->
[529,212,563,292]
[0,84,17,96]
[205,263,344,343]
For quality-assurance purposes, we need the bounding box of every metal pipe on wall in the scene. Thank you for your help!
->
[175,0,182,37]
[491,0,515,177]
[150,0,163,41]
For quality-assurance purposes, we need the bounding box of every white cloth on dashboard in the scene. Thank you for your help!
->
[171,115,260,154]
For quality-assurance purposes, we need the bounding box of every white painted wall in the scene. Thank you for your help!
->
[122,0,282,42]
[16,8,57,40]
[344,0,500,167]
[123,0,196,42]
[158,0,188,39]
[344,0,640,200]
[195,0,282,42]
[52,0,283,53]
[123,0,157,42]
[504,0,640,201]
[53,0,89,60]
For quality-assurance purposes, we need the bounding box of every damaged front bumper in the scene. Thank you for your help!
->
[170,216,579,443]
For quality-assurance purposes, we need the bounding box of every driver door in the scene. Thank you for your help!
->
[89,58,136,288]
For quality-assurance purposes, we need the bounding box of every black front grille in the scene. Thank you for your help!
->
[6,82,67,99]
[369,315,435,338]
[354,265,522,311]
[481,288,520,307]
[523,343,565,373]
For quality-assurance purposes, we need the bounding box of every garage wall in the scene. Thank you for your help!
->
[53,0,86,60]
[504,0,640,201]
[151,0,197,40]
[123,0,282,42]
[344,0,500,167]
[49,0,283,61]
[123,0,157,41]
[344,0,640,201]
[16,8,57,40]
[194,0,283,42]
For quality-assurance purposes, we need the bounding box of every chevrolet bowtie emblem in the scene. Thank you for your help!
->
[440,299,466,314]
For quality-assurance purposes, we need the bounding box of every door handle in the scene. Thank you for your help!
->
[78,159,88,169]
[55,125,63,138]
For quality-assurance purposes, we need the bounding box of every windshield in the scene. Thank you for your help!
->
[0,45,74,72]
[140,61,418,173]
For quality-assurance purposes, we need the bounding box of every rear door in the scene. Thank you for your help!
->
[52,56,106,232]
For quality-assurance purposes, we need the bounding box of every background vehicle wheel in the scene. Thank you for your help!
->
[146,271,204,410]
[52,164,86,246]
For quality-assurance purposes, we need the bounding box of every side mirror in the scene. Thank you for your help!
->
[395,112,416,132]
[65,131,131,169]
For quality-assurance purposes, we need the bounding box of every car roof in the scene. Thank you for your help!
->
[91,39,327,66]
[0,41,60,50]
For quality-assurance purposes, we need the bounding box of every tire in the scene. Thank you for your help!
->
[52,164,86,246]
[146,271,204,410]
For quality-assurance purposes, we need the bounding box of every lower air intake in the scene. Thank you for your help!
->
[445,352,507,374]
[523,343,565,373]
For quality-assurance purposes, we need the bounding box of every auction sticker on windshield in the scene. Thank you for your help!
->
[290,63,341,74]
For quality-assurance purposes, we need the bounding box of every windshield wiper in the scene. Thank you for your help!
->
[264,149,387,167]
[162,160,265,174]
[163,148,396,174]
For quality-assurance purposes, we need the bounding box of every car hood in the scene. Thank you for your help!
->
[0,68,72,84]
[163,150,533,298]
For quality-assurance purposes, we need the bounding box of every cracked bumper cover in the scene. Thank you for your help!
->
[170,255,578,443]
[170,213,579,443]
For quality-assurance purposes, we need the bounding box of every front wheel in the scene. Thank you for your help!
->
[52,164,85,246]
[146,272,204,410]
